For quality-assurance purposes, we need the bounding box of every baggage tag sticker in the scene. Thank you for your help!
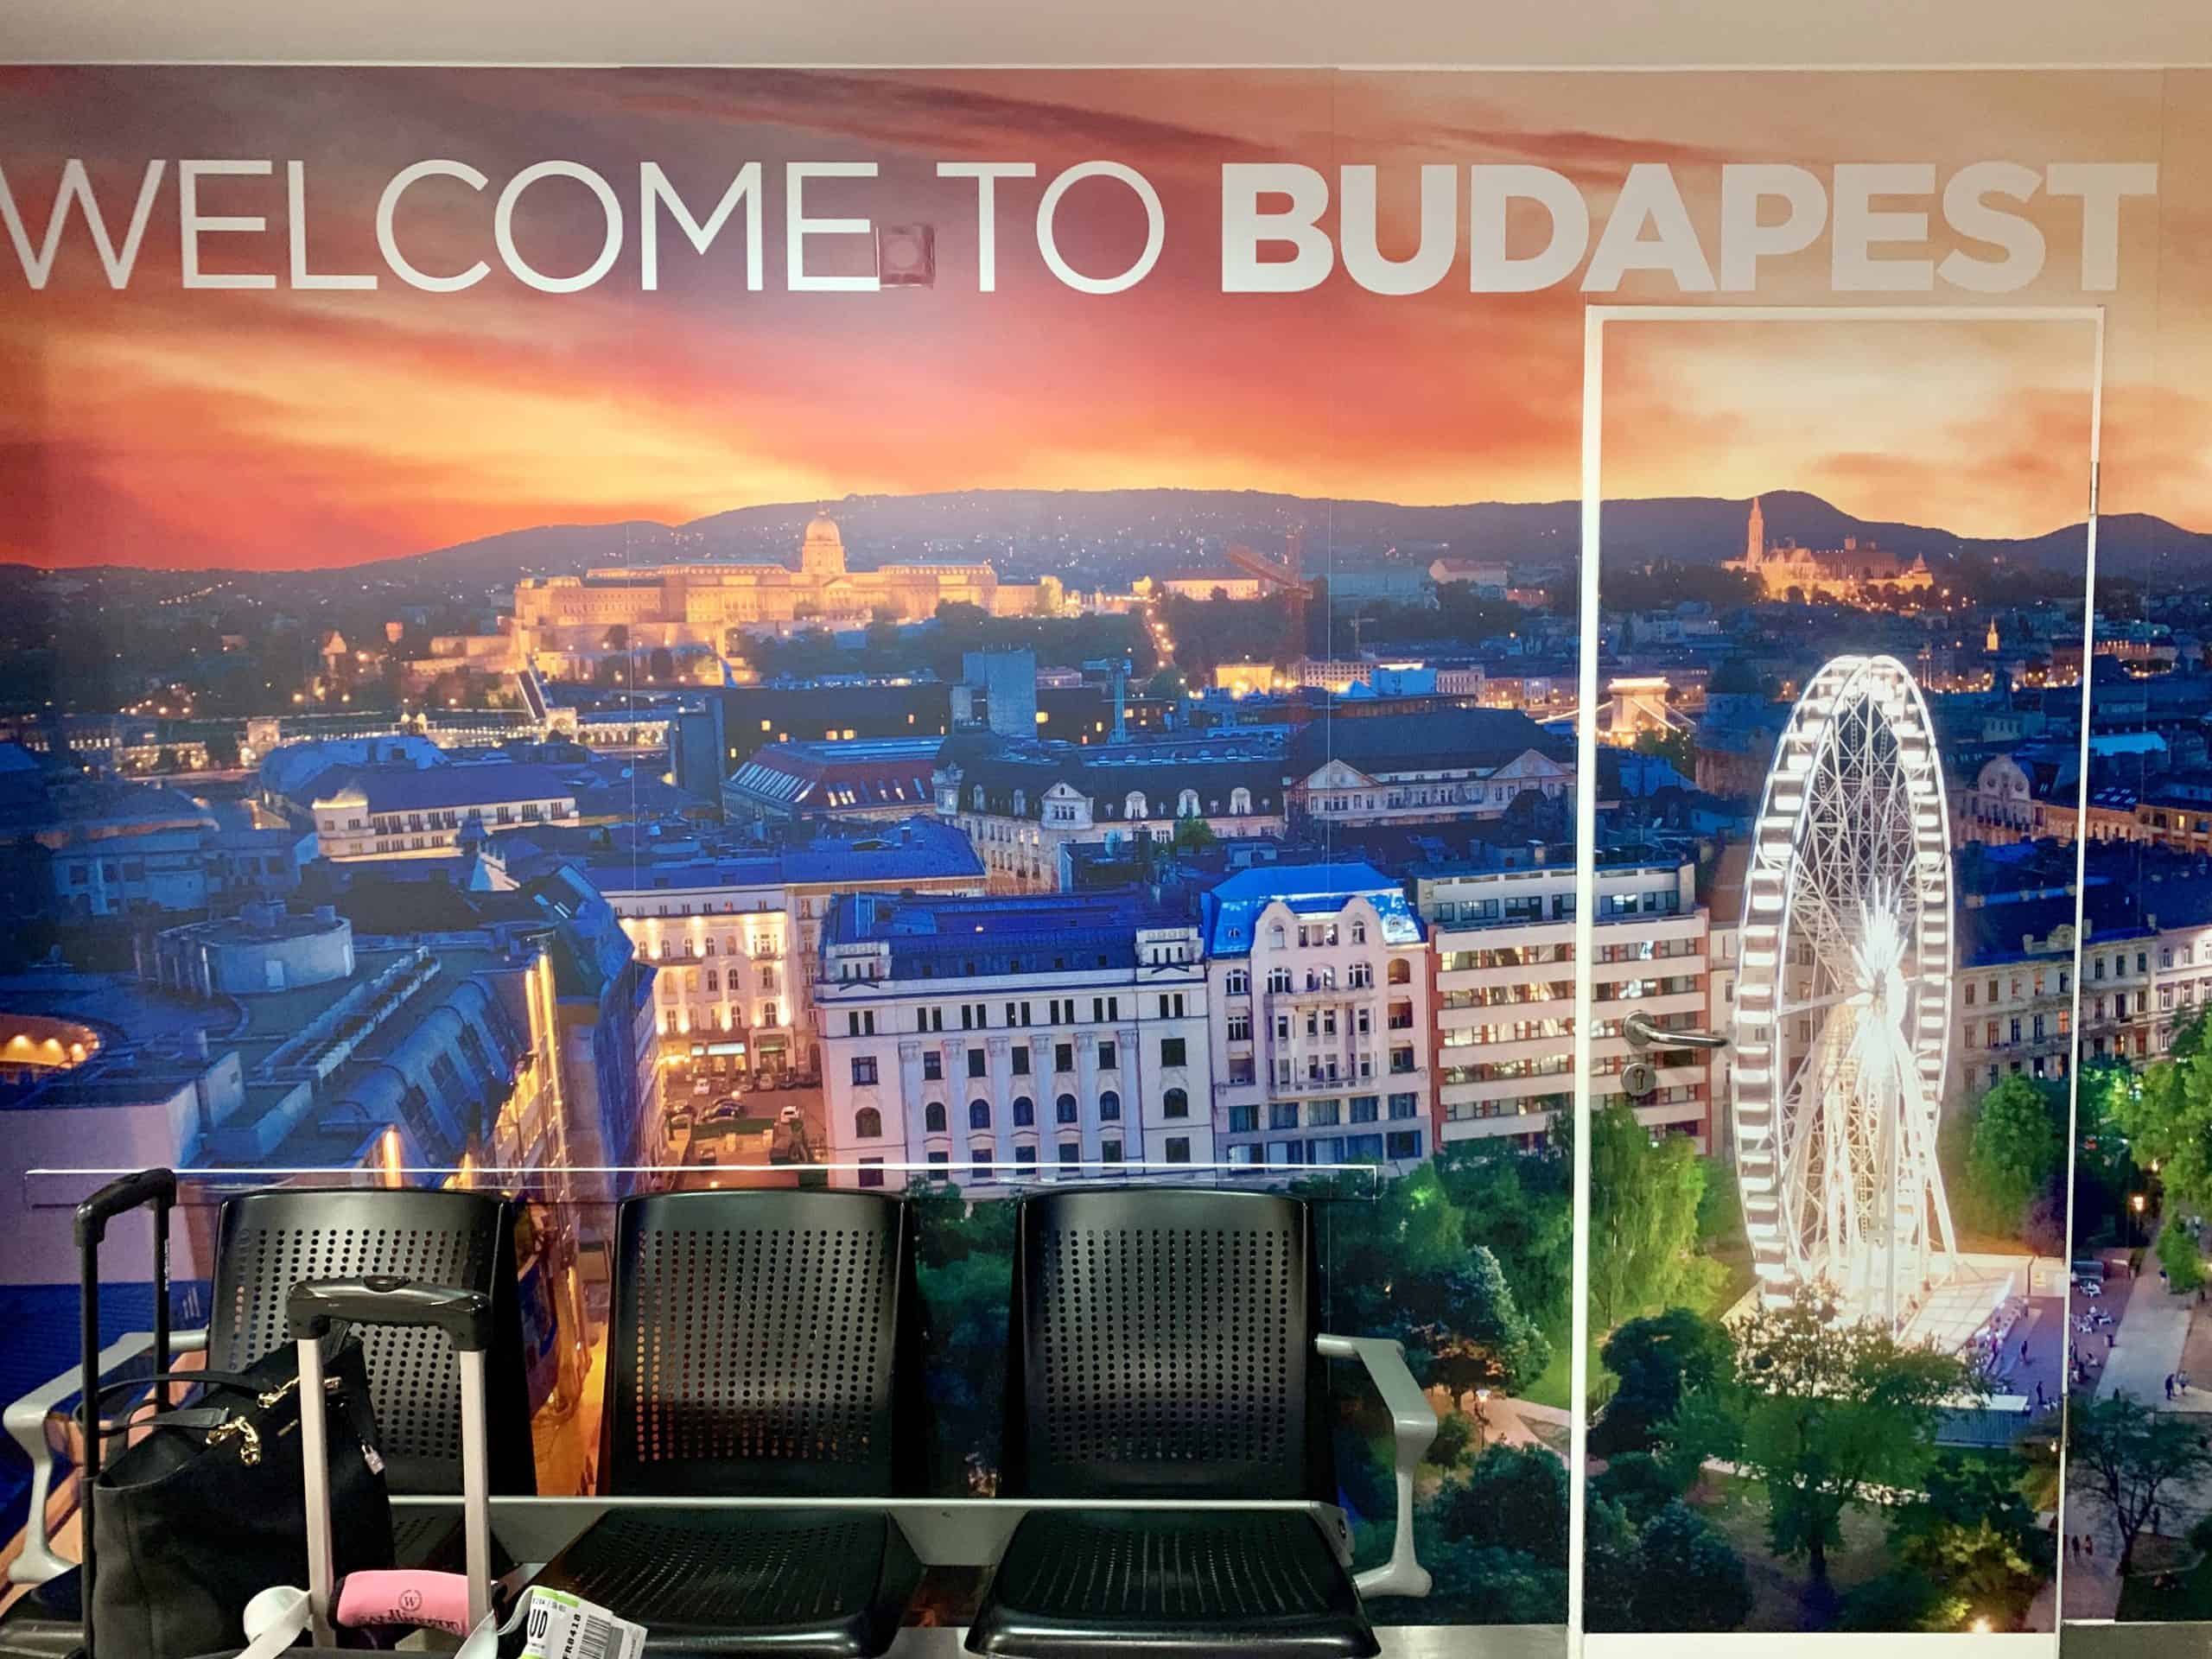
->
[512,1586,647,1659]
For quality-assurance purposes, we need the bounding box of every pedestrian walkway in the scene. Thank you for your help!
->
[2096,1250,2191,1408]
[2065,1226,2212,1623]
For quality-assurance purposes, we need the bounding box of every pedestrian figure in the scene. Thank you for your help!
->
[2086,1534,2095,1560]
[768,1103,815,1166]
[2152,1505,2164,1535]
[2168,1373,2177,1400]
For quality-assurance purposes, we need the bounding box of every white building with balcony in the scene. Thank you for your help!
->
[1202,863,1432,1172]
[816,891,1212,1189]
[1415,844,1711,1148]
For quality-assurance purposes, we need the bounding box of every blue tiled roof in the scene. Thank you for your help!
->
[830,887,1182,978]
[779,817,985,886]
[1203,862,1424,956]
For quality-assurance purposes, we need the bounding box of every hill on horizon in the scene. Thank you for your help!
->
[19,486,2210,587]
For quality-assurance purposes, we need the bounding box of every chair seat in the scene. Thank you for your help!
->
[531,1507,920,1658]
[967,1509,1376,1659]
[0,1571,79,1659]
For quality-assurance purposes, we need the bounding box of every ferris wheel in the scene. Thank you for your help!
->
[1730,654,1957,1327]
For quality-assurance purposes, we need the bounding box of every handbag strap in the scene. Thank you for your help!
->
[77,1368,281,1427]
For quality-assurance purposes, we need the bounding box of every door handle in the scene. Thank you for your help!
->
[1624,1010,1728,1052]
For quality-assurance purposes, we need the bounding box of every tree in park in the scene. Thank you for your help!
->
[1889,1454,2047,1624]
[1436,1129,1574,1334]
[1631,1500,1755,1632]
[904,1180,1015,1492]
[1328,1164,1552,1394]
[1590,1451,1686,1525]
[1417,1543,1565,1624]
[1580,1497,1643,1632]
[2156,1221,2207,1294]
[1434,1442,1570,1568]
[1587,1103,1721,1335]
[2069,1395,2212,1573]
[1592,1306,1733,1457]
[2111,1009,2212,1214]
[1710,1286,1974,1607]
[1965,1074,2063,1235]
[2075,1058,2145,1243]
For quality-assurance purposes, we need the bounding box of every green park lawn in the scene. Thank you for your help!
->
[1522,1329,1573,1412]
[2116,1536,2212,1621]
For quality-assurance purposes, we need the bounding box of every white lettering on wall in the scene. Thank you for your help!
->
[1221,163,1333,293]
[180,160,276,290]
[377,160,489,292]
[494,161,622,293]
[0,160,165,289]
[1469,166,1589,293]
[787,162,879,293]
[1037,162,1163,295]
[938,162,1036,292]
[640,162,761,291]
[1718,164,1827,291]
[287,161,376,290]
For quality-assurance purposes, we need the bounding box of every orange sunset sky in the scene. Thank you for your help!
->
[2,66,2209,571]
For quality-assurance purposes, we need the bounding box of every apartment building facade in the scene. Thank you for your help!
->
[1202,864,1433,1172]
[1415,846,1712,1149]
[816,891,1213,1189]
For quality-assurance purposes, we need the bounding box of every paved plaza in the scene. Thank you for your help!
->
[2063,1232,2212,1624]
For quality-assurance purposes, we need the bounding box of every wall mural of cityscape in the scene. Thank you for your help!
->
[3,63,2212,1640]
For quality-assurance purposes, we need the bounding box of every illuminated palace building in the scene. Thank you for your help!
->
[513,512,1061,673]
[1724,497,1934,602]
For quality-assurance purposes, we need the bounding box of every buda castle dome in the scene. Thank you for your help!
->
[801,509,848,578]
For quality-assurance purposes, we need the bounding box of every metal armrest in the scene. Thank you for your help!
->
[1318,1333,1436,1599]
[4,1325,207,1586]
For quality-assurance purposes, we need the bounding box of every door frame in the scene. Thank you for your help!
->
[1571,302,2107,1659]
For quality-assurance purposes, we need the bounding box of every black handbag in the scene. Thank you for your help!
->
[73,1171,397,1659]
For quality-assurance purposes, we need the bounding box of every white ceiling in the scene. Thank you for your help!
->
[8,0,2210,67]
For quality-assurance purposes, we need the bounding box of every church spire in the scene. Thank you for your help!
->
[1746,496,1765,565]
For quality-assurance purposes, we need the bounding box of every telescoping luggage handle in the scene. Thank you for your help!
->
[289,1277,497,1644]
[73,1166,176,1659]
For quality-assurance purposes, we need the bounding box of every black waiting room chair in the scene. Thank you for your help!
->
[2,1185,537,1656]
[527,1189,927,1657]
[966,1188,1437,1659]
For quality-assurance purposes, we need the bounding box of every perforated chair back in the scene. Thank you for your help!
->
[1003,1187,1332,1503]
[209,1186,537,1495]
[599,1189,926,1499]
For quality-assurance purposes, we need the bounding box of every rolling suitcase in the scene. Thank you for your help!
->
[214,1275,499,1658]
[66,1172,391,1659]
